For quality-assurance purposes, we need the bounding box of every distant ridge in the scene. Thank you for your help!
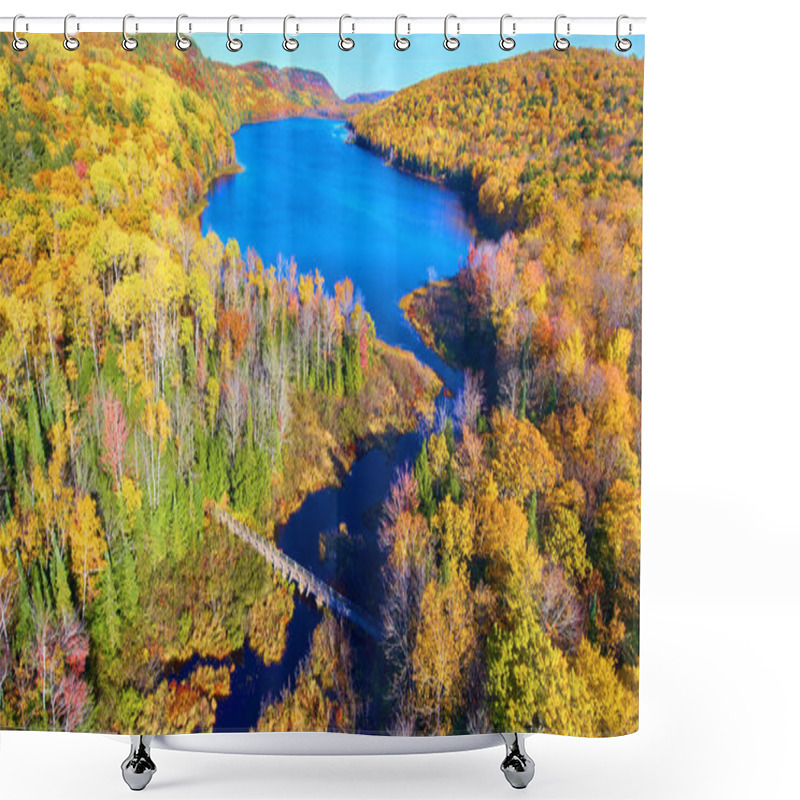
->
[345,90,394,104]
[129,35,346,124]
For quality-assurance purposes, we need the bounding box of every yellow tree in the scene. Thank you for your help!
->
[594,479,640,647]
[141,257,185,396]
[427,431,450,494]
[574,639,638,735]
[0,308,22,445]
[489,409,559,503]
[542,480,590,581]
[605,328,633,375]
[87,217,130,294]
[37,275,63,371]
[190,232,224,299]
[431,494,474,569]
[108,272,144,401]
[475,474,529,587]
[411,574,475,734]
[71,253,105,378]
[68,494,106,618]
[142,398,170,507]
[487,547,600,733]
[24,423,75,565]
[187,263,216,354]
[487,608,595,735]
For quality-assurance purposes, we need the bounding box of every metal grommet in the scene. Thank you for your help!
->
[175,13,192,51]
[63,13,80,51]
[339,14,354,51]
[499,14,516,51]
[12,14,29,51]
[553,14,570,51]
[283,15,299,51]
[394,14,410,51]
[615,14,632,52]
[226,15,243,52]
[122,14,138,51]
[444,14,460,51]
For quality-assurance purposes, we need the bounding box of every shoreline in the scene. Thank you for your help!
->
[346,124,497,241]
[399,283,453,367]
[187,161,244,221]
[190,110,349,226]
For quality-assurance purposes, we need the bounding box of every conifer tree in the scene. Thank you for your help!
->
[99,561,120,653]
[13,557,33,657]
[414,442,435,519]
[26,396,45,468]
[117,544,139,623]
[51,546,73,621]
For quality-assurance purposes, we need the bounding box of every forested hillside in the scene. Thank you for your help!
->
[133,37,344,129]
[0,34,342,204]
[0,35,436,732]
[354,48,643,735]
[350,47,642,235]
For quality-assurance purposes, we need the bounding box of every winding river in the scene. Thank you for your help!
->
[199,117,473,731]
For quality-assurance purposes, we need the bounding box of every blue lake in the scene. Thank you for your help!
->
[202,116,473,389]
[199,117,474,732]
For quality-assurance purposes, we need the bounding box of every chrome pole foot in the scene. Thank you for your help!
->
[121,735,157,791]
[500,733,535,789]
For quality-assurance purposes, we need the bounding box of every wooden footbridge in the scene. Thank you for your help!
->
[209,505,382,640]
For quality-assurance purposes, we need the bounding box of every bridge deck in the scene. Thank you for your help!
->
[210,506,382,640]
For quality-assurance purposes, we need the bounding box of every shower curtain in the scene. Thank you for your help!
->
[0,31,643,738]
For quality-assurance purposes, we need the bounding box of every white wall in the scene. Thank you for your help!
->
[2,1,798,798]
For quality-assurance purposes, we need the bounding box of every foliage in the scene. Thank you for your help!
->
[374,48,642,737]
[255,617,357,733]
[246,578,294,666]
[0,34,437,733]
[351,48,643,235]
[0,36,641,738]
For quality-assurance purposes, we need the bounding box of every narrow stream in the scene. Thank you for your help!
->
[198,117,472,731]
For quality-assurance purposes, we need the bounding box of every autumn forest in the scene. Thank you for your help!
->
[0,35,643,738]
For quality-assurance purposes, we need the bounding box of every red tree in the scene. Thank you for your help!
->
[100,393,129,489]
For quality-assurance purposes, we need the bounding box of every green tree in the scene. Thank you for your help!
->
[26,396,45,468]
[50,546,73,620]
[542,481,590,581]
[414,442,434,518]
[117,544,139,623]
[13,557,33,657]
[98,560,120,653]
[487,609,591,735]
[542,506,589,581]
[232,447,265,516]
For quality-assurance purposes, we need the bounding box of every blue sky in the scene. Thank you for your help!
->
[195,34,644,99]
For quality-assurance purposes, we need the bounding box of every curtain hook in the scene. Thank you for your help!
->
[12,14,29,51]
[227,15,243,52]
[500,14,516,51]
[444,14,460,51]
[176,14,192,51]
[394,14,410,51]
[553,14,570,51]
[283,15,299,51]
[339,14,355,51]
[615,14,632,52]
[122,14,138,51]
[63,13,80,51]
